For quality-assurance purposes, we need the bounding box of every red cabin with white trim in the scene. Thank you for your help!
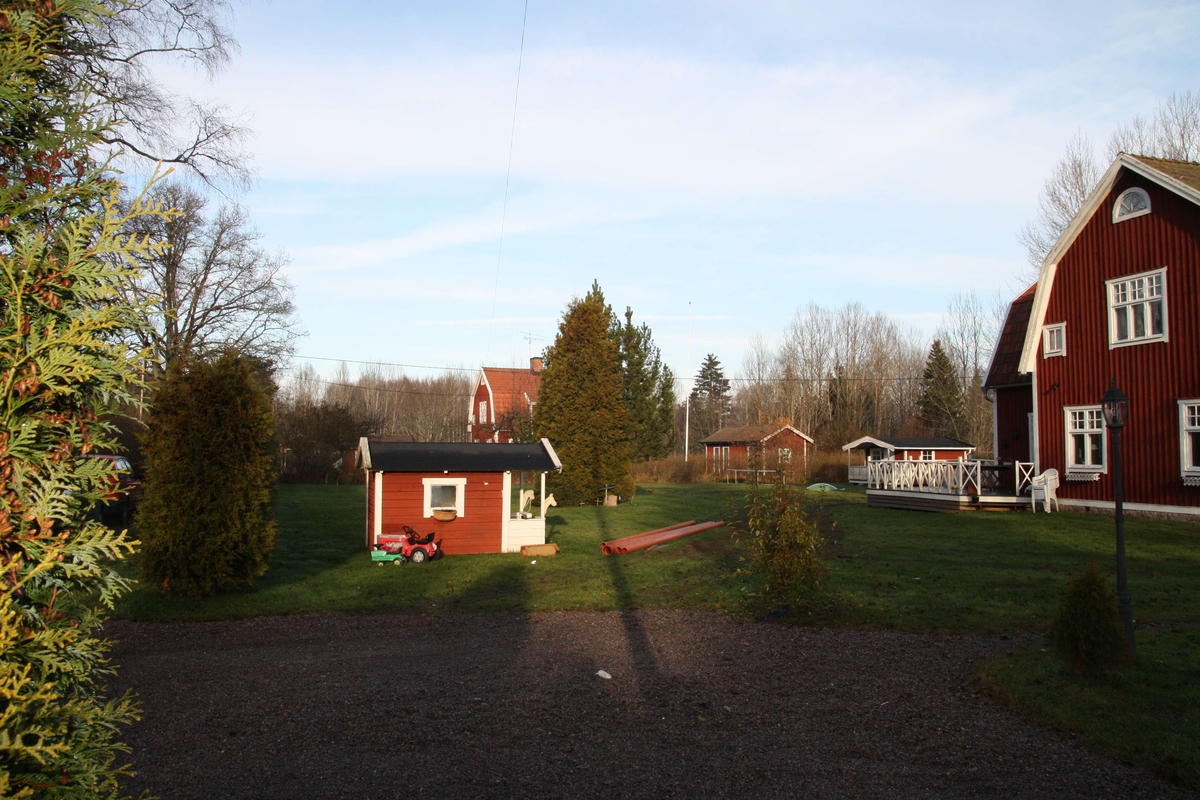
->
[357,438,562,554]
[986,154,1200,517]
[700,424,814,475]
[469,359,541,443]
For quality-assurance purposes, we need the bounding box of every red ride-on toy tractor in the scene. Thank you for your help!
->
[371,526,440,565]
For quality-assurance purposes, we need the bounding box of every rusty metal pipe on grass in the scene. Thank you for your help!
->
[600,520,696,555]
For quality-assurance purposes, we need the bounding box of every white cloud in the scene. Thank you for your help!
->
[164,47,1048,200]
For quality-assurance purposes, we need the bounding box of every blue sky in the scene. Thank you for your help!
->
[161,0,1200,382]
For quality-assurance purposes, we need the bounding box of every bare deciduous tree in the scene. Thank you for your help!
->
[937,290,1003,454]
[75,0,253,187]
[1020,90,1200,272]
[121,182,301,368]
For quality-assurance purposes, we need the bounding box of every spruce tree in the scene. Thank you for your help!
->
[690,353,732,448]
[138,353,278,596]
[918,340,965,439]
[536,282,632,503]
[613,307,676,461]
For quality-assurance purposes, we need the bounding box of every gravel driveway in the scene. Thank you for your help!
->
[106,610,1191,799]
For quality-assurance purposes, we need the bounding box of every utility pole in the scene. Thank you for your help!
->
[684,301,692,461]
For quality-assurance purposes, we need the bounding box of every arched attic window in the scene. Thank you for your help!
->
[1113,187,1151,223]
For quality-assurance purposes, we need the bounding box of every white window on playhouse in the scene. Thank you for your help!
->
[423,477,467,518]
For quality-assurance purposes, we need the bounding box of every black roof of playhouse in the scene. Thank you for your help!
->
[357,438,562,473]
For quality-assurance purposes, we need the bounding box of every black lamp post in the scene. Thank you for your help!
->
[1101,380,1136,657]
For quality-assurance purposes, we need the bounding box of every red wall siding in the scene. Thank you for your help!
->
[994,385,1033,463]
[1038,168,1200,508]
[379,472,505,554]
[470,383,491,443]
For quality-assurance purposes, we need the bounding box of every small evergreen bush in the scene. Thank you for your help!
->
[1049,559,1127,675]
[732,470,826,607]
[138,352,278,596]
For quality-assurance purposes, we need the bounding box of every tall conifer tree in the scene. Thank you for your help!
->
[613,307,675,461]
[918,340,965,439]
[536,282,632,503]
[690,353,732,448]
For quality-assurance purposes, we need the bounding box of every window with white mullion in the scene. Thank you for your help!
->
[1065,406,1106,472]
[1108,269,1167,347]
[1042,323,1065,358]
[1180,400,1200,478]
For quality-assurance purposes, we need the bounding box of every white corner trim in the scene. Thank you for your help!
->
[373,471,383,545]
[422,476,467,518]
[358,436,372,470]
[1018,262,1057,374]
[541,437,563,471]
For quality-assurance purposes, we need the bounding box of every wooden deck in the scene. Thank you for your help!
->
[866,489,1032,513]
[864,460,1035,513]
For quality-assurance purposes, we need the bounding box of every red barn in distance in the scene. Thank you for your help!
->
[986,153,1200,518]
[469,358,542,443]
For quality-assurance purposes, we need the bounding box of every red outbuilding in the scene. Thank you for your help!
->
[356,437,562,554]
[700,423,813,477]
[985,154,1200,518]
[468,359,542,443]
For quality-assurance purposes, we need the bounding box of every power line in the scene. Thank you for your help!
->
[293,354,477,373]
[485,0,531,365]
[286,375,473,399]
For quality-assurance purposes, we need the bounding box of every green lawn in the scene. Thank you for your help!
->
[111,481,1200,791]
[112,483,748,622]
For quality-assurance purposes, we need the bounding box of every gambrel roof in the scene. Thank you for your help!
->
[475,367,540,421]
[1017,154,1200,375]
[983,283,1036,390]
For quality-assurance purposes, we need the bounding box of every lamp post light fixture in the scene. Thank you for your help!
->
[1101,380,1136,658]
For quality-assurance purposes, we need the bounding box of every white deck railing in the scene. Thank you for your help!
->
[867,459,1034,497]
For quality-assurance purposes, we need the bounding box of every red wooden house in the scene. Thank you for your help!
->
[468,358,542,443]
[357,437,562,554]
[700,423,813,475]
[985,154,1200,518]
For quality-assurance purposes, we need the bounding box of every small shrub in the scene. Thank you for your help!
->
[138,352,278,596]
[1049,559,1127,675]
[730,470,826,606]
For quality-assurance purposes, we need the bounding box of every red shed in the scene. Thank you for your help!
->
[468,359,541,443]
[356,437,562,554]
[700,423,813,476]
[987,154,1200,518]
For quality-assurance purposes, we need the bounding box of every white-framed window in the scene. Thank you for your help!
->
[1042,323,1066,358]
[919,450,935,461]
[1112,187,1151,223]
[1179,400,1200,479]
[722,446,730,467]
[1064,406,1106,473]
[777,447,792,464]
[1107,268,1167,347]
[868,447,887,461]
[422,477,467,518]
[479,400,489,423]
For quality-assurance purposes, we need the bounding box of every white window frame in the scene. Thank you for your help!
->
[1179,400,1200,480]
[422,477,467,518]
[868,447,887,461]
[479,400,489,423]
[919,450,935,461]
[777,447,792,464]
[1112,187,1152,223]
[1064,406,1107,474]
[1042,323,1066,358]
[1107,267,1167,348]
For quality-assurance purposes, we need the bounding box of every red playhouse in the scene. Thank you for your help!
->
[356,437,562,555]
[985,153,1200,518]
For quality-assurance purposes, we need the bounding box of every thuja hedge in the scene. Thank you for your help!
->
[138,353,278,597]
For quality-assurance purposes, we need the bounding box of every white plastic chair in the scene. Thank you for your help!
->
[1030,468,1059,513]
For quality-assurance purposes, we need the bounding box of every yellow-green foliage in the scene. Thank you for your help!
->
[0,3,173,795]
[137,353,278,597]
[1049,559,1127,675]
[732,471,826,607]
[536,282,632,505]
